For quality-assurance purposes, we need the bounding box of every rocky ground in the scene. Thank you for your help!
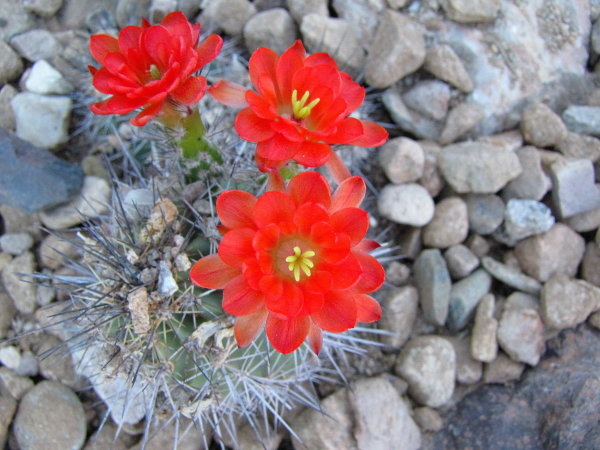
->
[2,0,600,449]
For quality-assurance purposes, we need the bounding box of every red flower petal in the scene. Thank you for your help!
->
[169,75,207,104]
[209,80,250,108]
[234,307,268,348]
[325,118,364,145]
[257,250,274,274]
[142,25,173,71]
[353,252,385,294]
[253,191,296,227]
[118,26,143,56]
[287,40,307,60]
[246,90,278,120]
[249,47,278,94]
[93,68,136,95]
[351,120,389,147]
[129,101,164,126]
[89,34,120,65]
[270,120,305,142]
[287,171,331,208]
[325,150,352,185]
[223,274,265,316]
[306,319,323,355]
[304,52,338,69]
[266,314,310,354]
[90,99,111,115]
[216,190,257,229]
[259,274,283,299]
[88,65,98,76]
[352,239,380,253]
[294,203,330,236]
[294,141,331,167]
[330,207,369,246]
[276,46,304,108]
[310,97,347,130]
[323,252,362,290]
[256,133,303,162]
[265,280,303,318]
[218,228,256,266]
[195,34,223,70]
[255,153,289,173]
[330,175,366,213]
[300,291,325,315]
[292,65,342,99]
[106,94,148,114]
[257,73,278,106]
[242,258,263,290]
[338,73,365,114]
[160,11,193,46]
[304,270,333,294]
[252,223,280,251]
[311,290,357,333]
[267,170,286,192]
[190,253,241,289]
[235,107,276,142]
[355,294,381,323]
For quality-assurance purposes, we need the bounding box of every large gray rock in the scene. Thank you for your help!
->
[562,106,600,136]
[439,142,522,194]
[499,199,555,243]
[414,249,451,326]
[379,137,424,184]
[550,158,600,218]
[439,103,486,145]
[382,88,442,141]
[244,8,297,54]
[379,287,419,348]
[14,381,86,450]
[447,336,483,385]
[332,0,386,49]
[0,0,35,42]
[465,194,505,235]
[365,11,425,88]
[557,132,600,162]
[287,0,328,23]
[498,306,545,366]
[9,30,62,62]
[0,128,83,212]
[447,269,492,331]
[402,80,450,120]
[502,146,551,201]
[22,0,64,18]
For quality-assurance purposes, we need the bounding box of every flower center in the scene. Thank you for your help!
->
[150,64,161,80]
[292,90,320,119]
[285,246,315,282]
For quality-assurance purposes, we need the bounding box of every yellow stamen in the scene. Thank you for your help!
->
[150,64,161,80]
[285,246,316,282]
[292,89,320,119]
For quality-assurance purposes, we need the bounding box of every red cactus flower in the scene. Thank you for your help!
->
[209,40,388,174]
[190,171,384,355]
[88,12,223,126]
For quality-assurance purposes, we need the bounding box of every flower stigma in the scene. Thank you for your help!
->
[292,90,320,119]
[150,64,161,80]
[285,246,315,282]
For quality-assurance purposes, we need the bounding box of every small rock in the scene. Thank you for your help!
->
[349,376,421,450]
[439,103,486,145]
[418,140,445,197]
[0,346,21,371]
[505,291,539,312]
[14,381,86,450]
[287,0,328,23]
[497,307,545,366]
[447,269,492,331]
[483,352,525,384]
[379,286,419,348]
[398,226,423,260]
[564,204,600,232]
[365,11,426,88]
[550,158,600,218]
[422,197,469,248]
[471,294,498,363]
[291,388,358,450]
[439,142,522,194]
[466,234,491,258]
[501,146,551,201]
[478,130,524,151]
[158,261,178,297]
[439,0,501,23]
[520,103,567,147]
[15,352,38,378]
[377,183,435,226]
[382,88,442,141]
[25,60,74,95]
[0,40,24,86]
[465,194,505,235]
[562,105,600,136]
[395,336,456,407]
[9,30,62,62]
[589,310,600,329]
[22,0,63,17]
[481,256,542,294]
[447,336,482,385]
[123,188,155,221]
[0,367,34,399]
[0,128,84,213]
[0,0,35,42]
[402,80,450,120]
[0,85,17,131]
[385,261,410,286]
[557,132,600,162]
[540,274,600,330]
[0,232,33,255]
[0,396,17,449]
[2,252,37,314]
[443,244,479,279]
[115,0,151,28]
[150,0,177,23]
[0,253,12,272]
[83,424,128,450]
[423,43,473,93]
[39,233,79,270]
[204,0,256,35]
[36,282,55,306]
[413,407,443,432]
[379,137,425,184]
[300,14,365,74]
[11,92,72,150]
[40,176,110,230]
[414,249,451,326]
[514,223,585,282]
[37,335,77,387]
[500,199,555,242]
[244,8,298,55]
[219,420,282,450]
[332,0,386,49]
[582,242,600,287]
[0,291,16,339]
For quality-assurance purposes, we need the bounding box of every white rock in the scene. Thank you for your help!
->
[158,261,178,297]
[550,158,600,219]
[379,137,424,184]
[402,80,450,120]
[25,60,74,95]
[377,183,435,226]
[497,307,545,366]
[0,233,34,255]
[0,347,21,371]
